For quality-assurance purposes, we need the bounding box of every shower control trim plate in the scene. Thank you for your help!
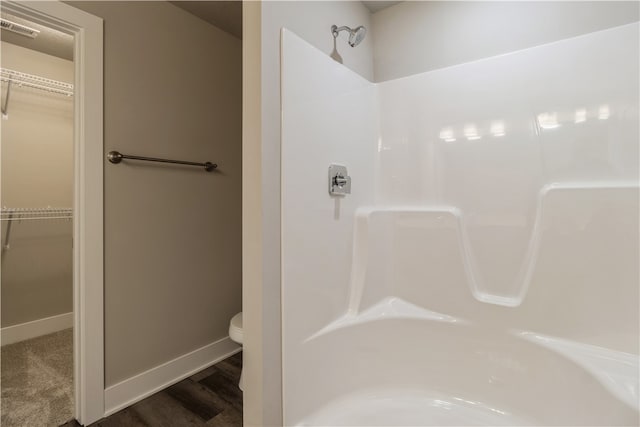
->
[329,164,351,196]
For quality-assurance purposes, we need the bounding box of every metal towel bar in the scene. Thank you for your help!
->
[107,151,217,172]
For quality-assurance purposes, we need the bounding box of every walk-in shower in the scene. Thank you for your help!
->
[281,17,639,427]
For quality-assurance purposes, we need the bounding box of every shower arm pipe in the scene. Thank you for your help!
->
[331,25,351,37]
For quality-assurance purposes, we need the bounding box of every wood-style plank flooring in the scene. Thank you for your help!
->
[62,352,242,427]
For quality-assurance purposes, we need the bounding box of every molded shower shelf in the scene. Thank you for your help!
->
[349,181,639,310]
[305,296,464,342]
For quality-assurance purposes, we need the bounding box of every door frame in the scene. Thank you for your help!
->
[1,1,104,424]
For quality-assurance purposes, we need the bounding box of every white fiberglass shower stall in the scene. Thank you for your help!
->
[280,20,639,427]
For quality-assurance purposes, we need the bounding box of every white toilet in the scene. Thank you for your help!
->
[229,312,244,391]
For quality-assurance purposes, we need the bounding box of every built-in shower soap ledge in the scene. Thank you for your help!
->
[305,297,467,343]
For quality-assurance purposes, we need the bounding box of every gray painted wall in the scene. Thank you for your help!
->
[71,1,242,387]
[373,1,640,81]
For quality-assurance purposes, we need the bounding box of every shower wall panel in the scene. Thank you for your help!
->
[281,30,377,419]
[376,22,639,342]
[282,23,639,426]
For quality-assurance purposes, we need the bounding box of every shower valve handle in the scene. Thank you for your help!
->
[329,164,351,196]
[334,174,348,187]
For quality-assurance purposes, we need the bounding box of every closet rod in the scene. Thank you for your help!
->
[1,207,73,221]
[1,208,73,251]
[0,68,74,97]
[1,215,73,222]
[107,151,217,172]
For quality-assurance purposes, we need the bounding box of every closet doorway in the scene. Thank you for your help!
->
[1,12,75,426]
[0,1,104,425]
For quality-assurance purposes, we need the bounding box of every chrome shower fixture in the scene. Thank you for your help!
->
[331,24,367,47]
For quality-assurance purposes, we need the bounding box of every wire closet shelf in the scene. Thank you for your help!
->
[1,68,74,97]
[1,207,73,221]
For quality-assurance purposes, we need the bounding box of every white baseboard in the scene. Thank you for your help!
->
[1,312,73,346]
[104,336,241,417]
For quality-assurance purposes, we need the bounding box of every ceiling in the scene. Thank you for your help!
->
[0,13,73,61]
[171,1,242,39]
[362,1,402,13]
[1,2,401,57]
[171,1,402,40]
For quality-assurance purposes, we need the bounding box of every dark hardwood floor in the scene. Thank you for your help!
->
[62,352,242,427]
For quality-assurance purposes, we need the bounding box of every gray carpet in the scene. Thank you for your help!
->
[1,328,74,427]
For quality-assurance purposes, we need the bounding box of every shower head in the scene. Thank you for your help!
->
[331,24,367,47]
[349,26,367,47]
